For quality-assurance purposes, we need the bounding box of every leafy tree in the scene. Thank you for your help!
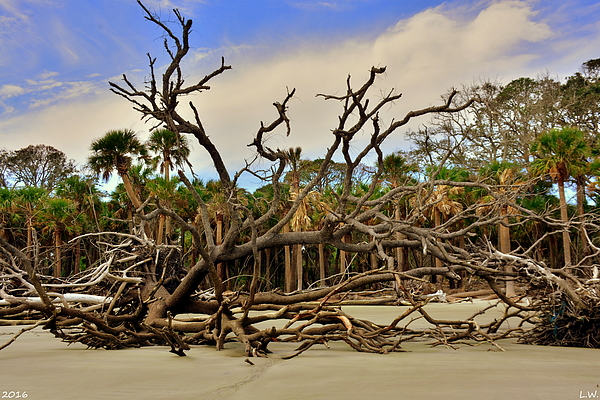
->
[4,144,77,190]
[560,58,600,137]
[0,149,10,188]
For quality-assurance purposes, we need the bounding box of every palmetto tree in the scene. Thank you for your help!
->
[147,129,192,243]
[478,161,523,296]
[382,152,416,271]
[40,198,78,277]
[530,127,590,268]
[417,167,467,283]
[55,175,102,231]
[283,147,304,292]
[147,129,191,181]
[88,129,150,237]
[88,129,148,212]
[0,188,16,241]
[13,187,48,257]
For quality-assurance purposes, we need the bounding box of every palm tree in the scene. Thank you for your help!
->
[147,129,191,243]
[55,175,102,271]
[88,129,150,237]
[204,179,230,286]
[88,129,147,212]
[530,127,590,269]
[13,187,48,257]
[382,153,416,271]
[478,161,522,296]
[41,198,78,277]
[284,147,303,292]
[0,188,16,241]
[418,167,467,284]
[55,175,102,231]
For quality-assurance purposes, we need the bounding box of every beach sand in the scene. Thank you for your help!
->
[0,302,598,400]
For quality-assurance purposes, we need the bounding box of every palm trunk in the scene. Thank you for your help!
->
[433,208,442,284]
[576,175,587,266]
[558,178,572,269]
[340,234,348,280]
[74,238,81,274]
[394,205,407,271]
[318,243,326,287]
[53,229,62,278]
[216,212,226,289]
[283,223,293,292]
[26,218,33,257]
[294,244,303,291]
[264,248,272,291]
[156,216,166,244]
[121,173,143,209]
[499,207,515,297]
[120,172,152,238]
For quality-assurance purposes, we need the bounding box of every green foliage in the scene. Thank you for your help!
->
[88,129,148,181]
[530,127,590,183]
[2,144,77,190]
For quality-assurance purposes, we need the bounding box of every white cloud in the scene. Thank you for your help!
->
[287,0,365,11]
[173,0,560,174]
[289,2,339,10]
[0,84,25,99]
[0,104,15,116]
[28,81,102,108]
[0,0,32,22]
[38,70,59,80]
[142,0,208,15]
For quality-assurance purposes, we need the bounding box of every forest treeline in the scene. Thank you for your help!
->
[1,58,599,291]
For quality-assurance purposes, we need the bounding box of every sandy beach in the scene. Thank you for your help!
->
[0,302,598,400]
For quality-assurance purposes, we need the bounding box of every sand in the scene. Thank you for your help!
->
[0,301,598,400]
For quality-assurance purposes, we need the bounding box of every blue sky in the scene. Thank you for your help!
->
[1,0,600,187]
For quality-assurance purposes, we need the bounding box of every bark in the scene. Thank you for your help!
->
[294,244,303,291]
[557,178,572,268]
[499,207,515,297]
[318,243,326,287]
[53,228,62,278]
[283,223,293,292]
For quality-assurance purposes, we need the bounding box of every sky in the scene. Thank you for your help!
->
[1,0,600,189]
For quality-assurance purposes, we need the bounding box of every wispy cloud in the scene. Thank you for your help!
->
[29,81,101,108]
[0,84,26,99]
[0,0,33,21]
[143,0,208,15]
[286,1,365,11]
[38,71,60,79]
[1,70,104,112]
[1,105,15,116]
